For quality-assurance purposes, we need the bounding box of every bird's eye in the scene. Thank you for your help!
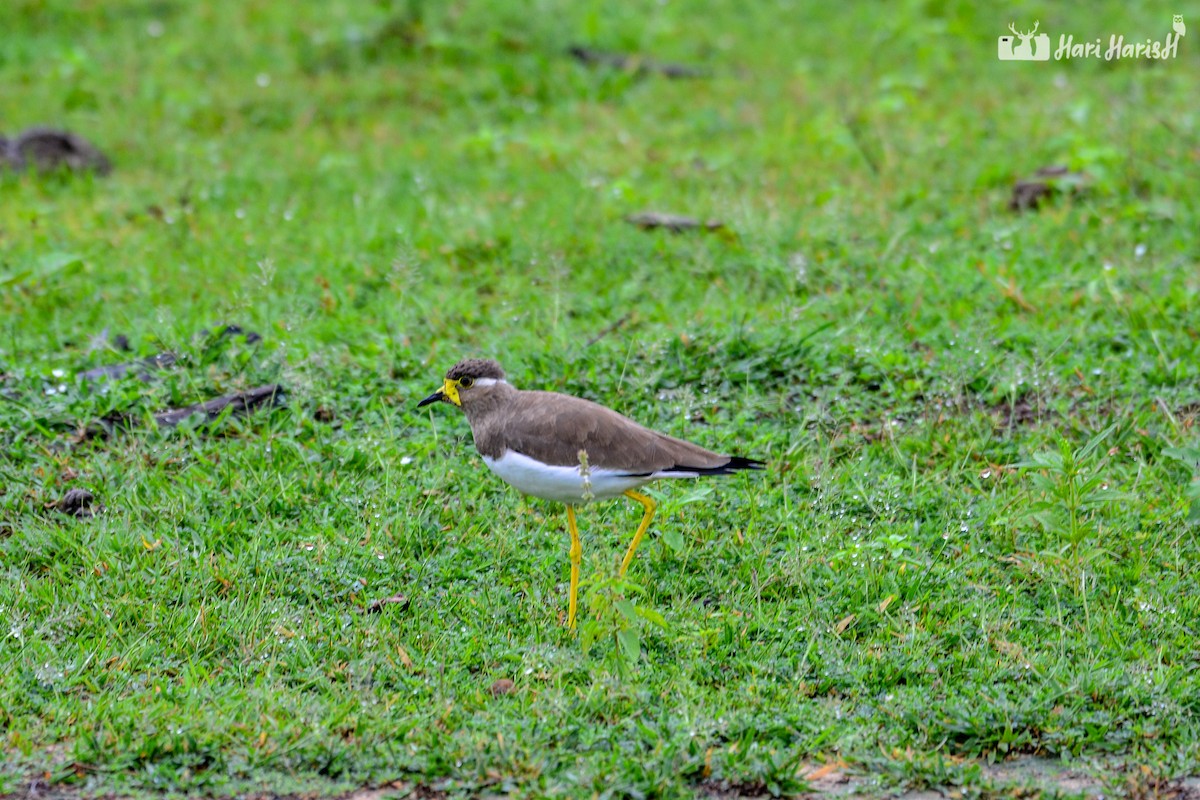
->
[459,377,474,389]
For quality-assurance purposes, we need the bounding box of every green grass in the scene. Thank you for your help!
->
[2,0,1199,797]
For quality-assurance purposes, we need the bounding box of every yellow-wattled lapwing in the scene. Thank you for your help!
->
[418,358,764,629]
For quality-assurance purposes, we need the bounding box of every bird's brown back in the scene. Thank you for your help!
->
[468,390,730,473]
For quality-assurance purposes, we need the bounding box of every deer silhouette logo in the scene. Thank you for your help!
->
[998,20,1051,61]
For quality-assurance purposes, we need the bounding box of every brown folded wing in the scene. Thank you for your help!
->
[474,390,732,473]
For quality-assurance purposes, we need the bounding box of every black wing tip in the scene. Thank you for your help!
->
[724,456,766,472]
[664,456,766,476]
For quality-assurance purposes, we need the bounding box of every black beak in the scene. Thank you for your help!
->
[416,389,445,409]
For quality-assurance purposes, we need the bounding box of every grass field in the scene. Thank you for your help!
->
[2,1,1199,797]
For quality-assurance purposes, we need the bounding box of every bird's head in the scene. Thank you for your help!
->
[417,358,508,412]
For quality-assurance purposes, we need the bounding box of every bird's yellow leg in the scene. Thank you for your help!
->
[619,490,657,576]
[566,505,582,631]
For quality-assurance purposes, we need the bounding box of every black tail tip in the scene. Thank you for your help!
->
[664,456,766,476]
[724,456,766,472]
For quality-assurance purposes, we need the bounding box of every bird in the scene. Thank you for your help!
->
[417,358,764,630]
[1173,14,1186,36]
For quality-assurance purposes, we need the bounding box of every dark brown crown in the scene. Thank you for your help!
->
[446,358,506,381]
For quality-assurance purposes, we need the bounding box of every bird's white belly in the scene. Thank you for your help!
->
[482,450,651,503]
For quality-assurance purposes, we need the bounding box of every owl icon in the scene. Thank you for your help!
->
[1173,14,1186,36]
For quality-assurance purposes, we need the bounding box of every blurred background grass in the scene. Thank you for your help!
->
[1,1,1199,797]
